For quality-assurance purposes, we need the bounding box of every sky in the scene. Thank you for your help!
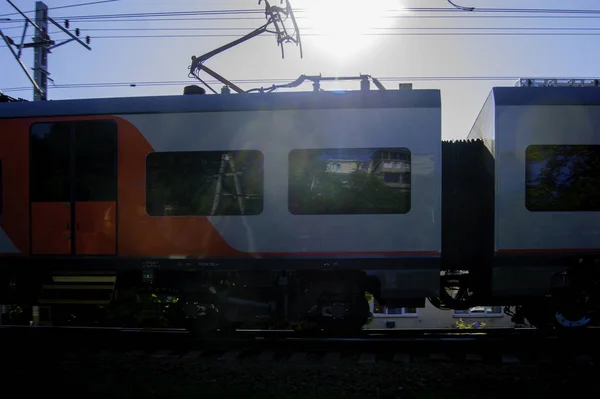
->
[2,0,600,140]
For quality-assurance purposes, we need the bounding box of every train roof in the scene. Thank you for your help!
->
[0,89,441,119]
[492,86,600,106]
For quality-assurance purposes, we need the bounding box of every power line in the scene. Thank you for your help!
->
[4,28,600,49]
[48,7,600,22]
[9,14,600,26]
[5,2,600,21]
[46,27,600,33]
[41,32,600,39]
[445,0,600,15]
[1,76,581,93]
[7,6,600,25]
[57,9,261,20]
[6,19,600,34]
[0,0,118,18]
[41,15,600,23]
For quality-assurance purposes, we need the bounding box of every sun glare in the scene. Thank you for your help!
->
[300,0,405,60]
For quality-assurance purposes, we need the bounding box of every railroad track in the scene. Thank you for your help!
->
[2,325,598,366]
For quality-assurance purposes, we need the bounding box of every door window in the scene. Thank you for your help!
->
[30,122,71,202]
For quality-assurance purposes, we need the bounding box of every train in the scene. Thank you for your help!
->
[0,79,599,334]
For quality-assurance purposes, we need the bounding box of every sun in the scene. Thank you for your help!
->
[299,0,404,60]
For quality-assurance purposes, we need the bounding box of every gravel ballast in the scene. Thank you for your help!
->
[4,350,599,398]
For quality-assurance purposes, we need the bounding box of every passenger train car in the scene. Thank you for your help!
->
[0,83,598,332]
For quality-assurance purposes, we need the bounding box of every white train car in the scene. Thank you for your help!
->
[467,84,600,327]
[0,87,442,331]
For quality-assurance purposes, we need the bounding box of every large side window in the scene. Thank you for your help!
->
[146,150,264,216]
[288,148,411,215]
[526,145,600,212]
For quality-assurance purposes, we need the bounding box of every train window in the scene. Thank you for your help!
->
[288,148,411,215]
[30,121,118,202]
[30,122,71,202]
[526,145,600,212]
[146,150,264,216]
[74,120,118,202]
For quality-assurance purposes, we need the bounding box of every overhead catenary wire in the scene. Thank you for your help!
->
[45,6,600,22]
[0,0,118,18]
[3,2,600,93]
[38,32,600,39]
[3,27,600,49]
[6,4,600,24]
[0,76,588,93]
[8,12,600,27]
[43,27,600,33]
[445,0,600,15]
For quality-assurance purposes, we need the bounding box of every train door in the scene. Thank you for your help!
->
[30,120,118,256]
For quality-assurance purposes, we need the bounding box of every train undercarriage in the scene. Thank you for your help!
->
[2,261,600,334]
[0,268,379,334]
[433,260,600,331]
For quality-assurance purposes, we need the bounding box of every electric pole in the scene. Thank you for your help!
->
[33,1,48,101]
[0,0,91,101]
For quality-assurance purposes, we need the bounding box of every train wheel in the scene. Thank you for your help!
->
[183,302,221,337]
[554,293,593,328]
[521,299,555,329]
[317,293,370,335]
[522,294,594,329]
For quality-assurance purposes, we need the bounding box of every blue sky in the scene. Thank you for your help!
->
[2,0,600,140]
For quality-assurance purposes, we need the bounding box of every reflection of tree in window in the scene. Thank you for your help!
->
[146,151,263,216]
[289,148,411,215]
[526,145,600,211]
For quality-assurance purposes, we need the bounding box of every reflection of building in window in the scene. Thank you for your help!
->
[325,159,368,174]
[367,149,411,190]
[454,306,503,317]
[146,150,264,216]
[526,145,600,211]
[369,297,418,317]
[288,147,411,215]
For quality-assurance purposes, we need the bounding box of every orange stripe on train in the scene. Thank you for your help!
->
[0,115,244,257]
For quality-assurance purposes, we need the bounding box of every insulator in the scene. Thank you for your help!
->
[64,19,69,28]
[75,28,80,36]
